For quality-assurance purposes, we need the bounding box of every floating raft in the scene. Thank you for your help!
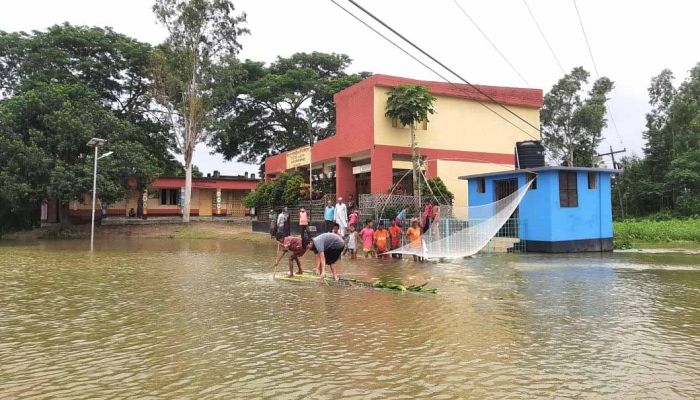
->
[276,273,437,294]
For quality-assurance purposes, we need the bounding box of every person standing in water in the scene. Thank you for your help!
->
[388,220,403,259]
[343,224,359,260]
[373,222,390,259]
[334,197,348,236]
[306,232,345,281]
[406,218,423,262]
[324,200,335,232]
[359,219,375,258]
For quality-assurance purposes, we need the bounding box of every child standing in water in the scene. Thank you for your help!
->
[406,218,423,262]
[359,220,375,258]
[343,224,359,260]
[388,220,403,259]
[373,222,390,259]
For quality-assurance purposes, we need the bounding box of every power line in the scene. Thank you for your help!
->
[572,0,624,146]
[452,0,531,87]
[328,0,539,140]
[522,0,566,75]
[344,0,541,137]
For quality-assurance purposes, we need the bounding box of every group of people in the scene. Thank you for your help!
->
[270,195,441,279]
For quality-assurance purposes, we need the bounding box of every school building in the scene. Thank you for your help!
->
[57,173,258,222]
[263,74,543,206]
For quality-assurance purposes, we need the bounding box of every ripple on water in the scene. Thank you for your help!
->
[0,240,699,399]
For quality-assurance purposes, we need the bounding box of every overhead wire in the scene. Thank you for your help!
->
[340,0,542,137]
[522,0,566,75]
[452,0,531,87]
[572,0,624,146]
[328,0,539,140]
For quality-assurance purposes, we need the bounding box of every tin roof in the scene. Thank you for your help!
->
[458,166,622,180]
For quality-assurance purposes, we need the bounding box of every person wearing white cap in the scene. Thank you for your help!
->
[334,196,348,236]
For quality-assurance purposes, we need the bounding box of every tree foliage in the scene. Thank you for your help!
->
[0,24,180,232]
[616,63,700,218]
[242,171,306,209]
[541,67,614,166]
[0,82,166,229]
[421,177,454,205]
[210,52,369,163]
[384,85,436,201]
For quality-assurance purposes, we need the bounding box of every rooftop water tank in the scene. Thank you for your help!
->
[515,141,545,169]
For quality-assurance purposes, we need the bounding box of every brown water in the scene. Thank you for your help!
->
[1,238,699,399]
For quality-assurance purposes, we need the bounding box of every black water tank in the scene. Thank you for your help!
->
[515,141,545,169]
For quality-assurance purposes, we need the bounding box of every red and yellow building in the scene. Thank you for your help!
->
[264,74,543,206]
[66,175,257,219]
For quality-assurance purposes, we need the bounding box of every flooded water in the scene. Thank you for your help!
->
[1,238,699,399]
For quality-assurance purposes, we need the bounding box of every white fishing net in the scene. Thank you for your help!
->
[387,180,532,259]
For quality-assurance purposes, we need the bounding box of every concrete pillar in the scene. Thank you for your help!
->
[216,188,222,215]
[335,157,355,200]
[370,147,393,193]
[142,189,148,216]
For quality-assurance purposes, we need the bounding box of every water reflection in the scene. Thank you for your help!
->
[0,239,698,398]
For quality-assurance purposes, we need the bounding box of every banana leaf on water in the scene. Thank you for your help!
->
[276,273,437,294]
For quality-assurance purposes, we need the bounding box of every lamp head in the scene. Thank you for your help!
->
[87,138,106,147]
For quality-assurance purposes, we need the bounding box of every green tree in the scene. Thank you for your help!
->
[421,177,454,205]
[0,24,182,233]
[384,85,436,203]
[151,0,248,222]
[211,52,370,163]
[0,82,164,229]
[616,63,700,218]
[541,67,614,166]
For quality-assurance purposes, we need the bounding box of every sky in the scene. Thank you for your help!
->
[1,0,699,174]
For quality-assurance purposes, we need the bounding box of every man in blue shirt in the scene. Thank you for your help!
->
[324,200,335,232]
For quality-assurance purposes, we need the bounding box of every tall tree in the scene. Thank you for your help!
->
[384,85,436,203]
[0,24,181,233]
[152,0,248,222]
[540,67,614,166]
[615,63,700,218]
[0,82,164,229]
[210,52,369,163]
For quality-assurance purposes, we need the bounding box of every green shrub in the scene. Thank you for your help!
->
[614,218,700,243]
[283,174,305,205]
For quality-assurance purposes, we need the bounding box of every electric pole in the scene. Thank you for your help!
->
[598,146,626,219]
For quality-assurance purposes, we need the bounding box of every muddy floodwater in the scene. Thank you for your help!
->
[1,238,699,399]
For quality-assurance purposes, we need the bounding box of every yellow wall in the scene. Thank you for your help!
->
[374,87,540,154]
[436,160,511,207]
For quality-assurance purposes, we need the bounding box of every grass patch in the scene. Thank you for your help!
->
[614,219,700,248]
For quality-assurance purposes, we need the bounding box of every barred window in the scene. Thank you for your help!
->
[559,171,578,207]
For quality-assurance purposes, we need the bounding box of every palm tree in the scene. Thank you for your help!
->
[384,85,437,205]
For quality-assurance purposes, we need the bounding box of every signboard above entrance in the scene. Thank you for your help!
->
[352,164,371,175]
[286,146,311,169]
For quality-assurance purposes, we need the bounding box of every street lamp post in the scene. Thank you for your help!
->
[86,138,112,252]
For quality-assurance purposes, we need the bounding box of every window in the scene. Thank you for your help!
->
[559,171,578,207]
[391,118,428,130]
[476,178,485,194]
[160,189,179,205]
[588,172,597,189]
[526,173,537,190]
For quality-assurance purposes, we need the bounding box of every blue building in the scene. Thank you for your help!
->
[459,167,620,253]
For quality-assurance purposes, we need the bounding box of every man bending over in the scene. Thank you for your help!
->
[306,232,345,282]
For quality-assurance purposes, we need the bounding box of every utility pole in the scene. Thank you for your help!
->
[598,146,626,219]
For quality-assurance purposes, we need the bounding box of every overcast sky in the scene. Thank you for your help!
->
[2,0,699,174]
